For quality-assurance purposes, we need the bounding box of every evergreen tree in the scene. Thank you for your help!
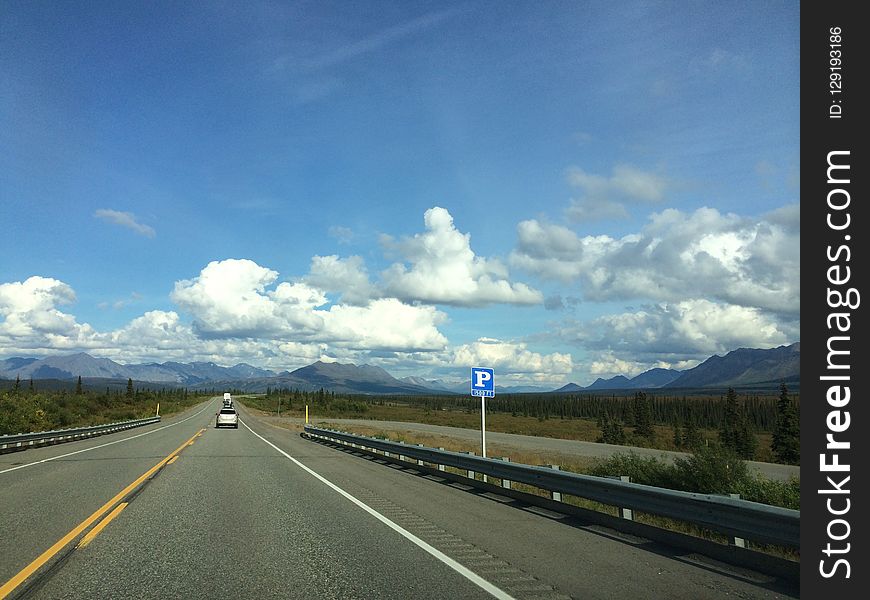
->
[719,387,739,450]
[633,391,654,439]
[13,375,21,394]
[735,419,757,459]
[76,376,83,395]
[126,378,134,399]
[772,383,800,464]
[673,417,683,449]
[684,413,702,449]
[29,378,34,393]
[597,414,626,445]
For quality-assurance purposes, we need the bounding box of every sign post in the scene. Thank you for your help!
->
[470,367,495,460]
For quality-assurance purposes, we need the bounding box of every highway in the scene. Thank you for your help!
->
[0,398,799,599]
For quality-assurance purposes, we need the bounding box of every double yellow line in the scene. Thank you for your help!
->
[0,428,204,599]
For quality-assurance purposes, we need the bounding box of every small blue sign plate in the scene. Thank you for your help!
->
[471,367,495,397]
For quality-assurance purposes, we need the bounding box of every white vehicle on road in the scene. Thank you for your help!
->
[215,407,238,429]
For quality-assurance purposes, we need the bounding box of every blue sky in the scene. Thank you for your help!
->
[1,1,799,387]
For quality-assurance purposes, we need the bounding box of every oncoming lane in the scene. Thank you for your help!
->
[0,399,218,592]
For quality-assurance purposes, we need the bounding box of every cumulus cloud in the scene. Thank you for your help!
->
[558,299,795,365]
[0,266,451,365]
[451,338,573,380]
[510,205,800,317]
[0,276,107,354]
[94,209,156,238]
[168,258,449,352]
[170,259,326,338]
[305,255,378,306]
[321,299,448,351]
[380,207,542,307]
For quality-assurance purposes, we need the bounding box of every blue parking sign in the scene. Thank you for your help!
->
[471,367,495,397]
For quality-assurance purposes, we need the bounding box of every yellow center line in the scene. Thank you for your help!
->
[167,456,179,465]
[0,428,205,600]
[77,503,128,549]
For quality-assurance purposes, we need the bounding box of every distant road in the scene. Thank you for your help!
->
[275,416,800,482]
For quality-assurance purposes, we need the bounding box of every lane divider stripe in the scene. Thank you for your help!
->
[0,428,204,599]
[77,503,128,549]
[240,419,516,600]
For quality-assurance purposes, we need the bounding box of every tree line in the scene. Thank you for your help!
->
[0,375,205,435]
[257,383,800,464]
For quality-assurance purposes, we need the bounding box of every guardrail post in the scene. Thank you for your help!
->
[437,448,446,471]
[462,451,476,480]
[548,465,562,501]
[416,444,425,466]
[619,476,634,520]
[729,494,746,548]
[398,441,406,462]
[605,475,634,520]
[500,457,512,489]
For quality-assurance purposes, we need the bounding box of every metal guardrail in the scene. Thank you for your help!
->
[0,416,161,453]
[303,425,799,549]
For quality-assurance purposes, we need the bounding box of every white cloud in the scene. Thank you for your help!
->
[169,258,449,352]
[1,276,83,339]
[0,268,451,366]
[305,255,378,305]
[322,299,448,351]
[564,164,669,223]
[0,277,110,356]
[170,259,326,338]
[94,209,156,238]
[381,207,543,307]
[559,299,795,364]
[451,338,573,378]
[510,205,800,317]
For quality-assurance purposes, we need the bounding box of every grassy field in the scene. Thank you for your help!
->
[241,394,777,462]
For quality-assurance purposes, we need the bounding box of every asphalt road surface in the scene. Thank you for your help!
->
[0,398,799,599]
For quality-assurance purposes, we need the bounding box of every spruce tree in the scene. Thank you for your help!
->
[633,391,654,439]
[719,387,739,450]
[735,416,758,460]
[126,378,134,399]
[672,417,683,449]
[772,383,800,464]
[684,412,702,449]
[76,375,83,395]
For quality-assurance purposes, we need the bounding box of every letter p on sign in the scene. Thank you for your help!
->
[471,367,495,397]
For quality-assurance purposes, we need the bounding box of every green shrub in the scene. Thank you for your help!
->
[588,451,676,488]
[671,443,749,494]
[734,475,800,510]
[587,444,798,509]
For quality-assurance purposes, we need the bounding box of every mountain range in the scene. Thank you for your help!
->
[1,342,799,395]
[555,343,800,392]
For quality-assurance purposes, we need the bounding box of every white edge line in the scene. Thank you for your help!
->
[0,400,217,476]
[241,418,517,600]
